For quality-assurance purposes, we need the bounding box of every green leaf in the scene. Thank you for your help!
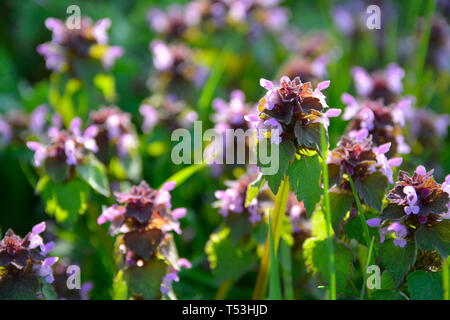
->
[39,278,58,300]
[112,270,128,300]
[381,203,404,221]
[371,290,407,300]
[380,271,396,290]
[0,274,40,300]
[407,270,443,300]
[205,227,254,282]
[268,214,282,300]
[76,155,110,197]
[38,176,89,225]
[159,163,206,190]
[355,172,388,211]
[123,260,168,299]
[381,240,417,286]
[420,192,450,217]
[44,157,70,183]
[303,238,353,289]
[328,192,353,234]
[415,222,450,259]
[288,155,322,217]
[294,121,323,152]
[226,213,252,245]
[245,173,265,207]
[263,140,296,194]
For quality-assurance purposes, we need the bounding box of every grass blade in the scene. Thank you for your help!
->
[444,257,449,300]
[280,239,294,300]
[320,125,336,300]
[160,163,206,189]
[360,236,375,300]
[253,175,290,299]
[198,46,230,119]
[268,212,282,300]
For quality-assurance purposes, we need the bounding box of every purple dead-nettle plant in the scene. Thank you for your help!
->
[342,93,411,156]
[350,63,405,105]
[367,166,449,262]
[97,181,191,298]
[53,260,93,300]
[213,165,310,237]
[246,76,341,153]
[37,16,123,72]
[278,32,336,85]
[140,94,198,133]
[184,0,290,34]
[149,40,208,90]
[0,105,62,146]
[207,90,257,175]
[214,166,273,226]
[147,4,199,40]
[88,106,139,163]
[0,222,58,284]
[328,128,402,211]
[26,117,98,182]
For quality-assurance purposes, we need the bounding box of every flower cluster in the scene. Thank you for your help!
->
[147,4,198,40]
[404,107,449,148]
[27,117,98,180]
[150,40,208,90]
[342,94,411,155]
[140,94,198,133]
[214,166,270,225]
[88,106,139,162]
[367,166,450,248]
[328,128,402,187]
[350,63,405,105]
[246,76,340,152]
[97,181,190,295]
[37,17,123,72]
[278,32,335,85]
[52,260,93,300]
[181,0,290,34]
[213,165,309,236]
[0,222,58,284]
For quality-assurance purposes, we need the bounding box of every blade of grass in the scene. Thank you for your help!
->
[413,0,436,104]
[268,211,282,300]
[444,257,449,300]
[215,280,234,300]
[197,46,230,120]
[252,175,290,299]
[280,239,294,300]
[160,162,206,189]
[320,125,336,300]
[360,236,375,300]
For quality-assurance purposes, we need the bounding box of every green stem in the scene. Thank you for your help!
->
[444,257,449,301]
[280,239,294,300]
[320,126,336,300]
[360,236,375,300]
[252,175,290,300]
[347,171,372,251]
[215,280,234,300]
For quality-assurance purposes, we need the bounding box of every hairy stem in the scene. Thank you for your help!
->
[320,126,336,300]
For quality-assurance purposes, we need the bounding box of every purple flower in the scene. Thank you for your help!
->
[150,40,174,71]
[29,105,48,135]
[403,186,420,215]
[102,46,124,70]
[367,218,381,227]
[98,204,126,225]
[352,67,373,97]
[92,18,111,45]
[139,104,159,133]
[34,256,59,283]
